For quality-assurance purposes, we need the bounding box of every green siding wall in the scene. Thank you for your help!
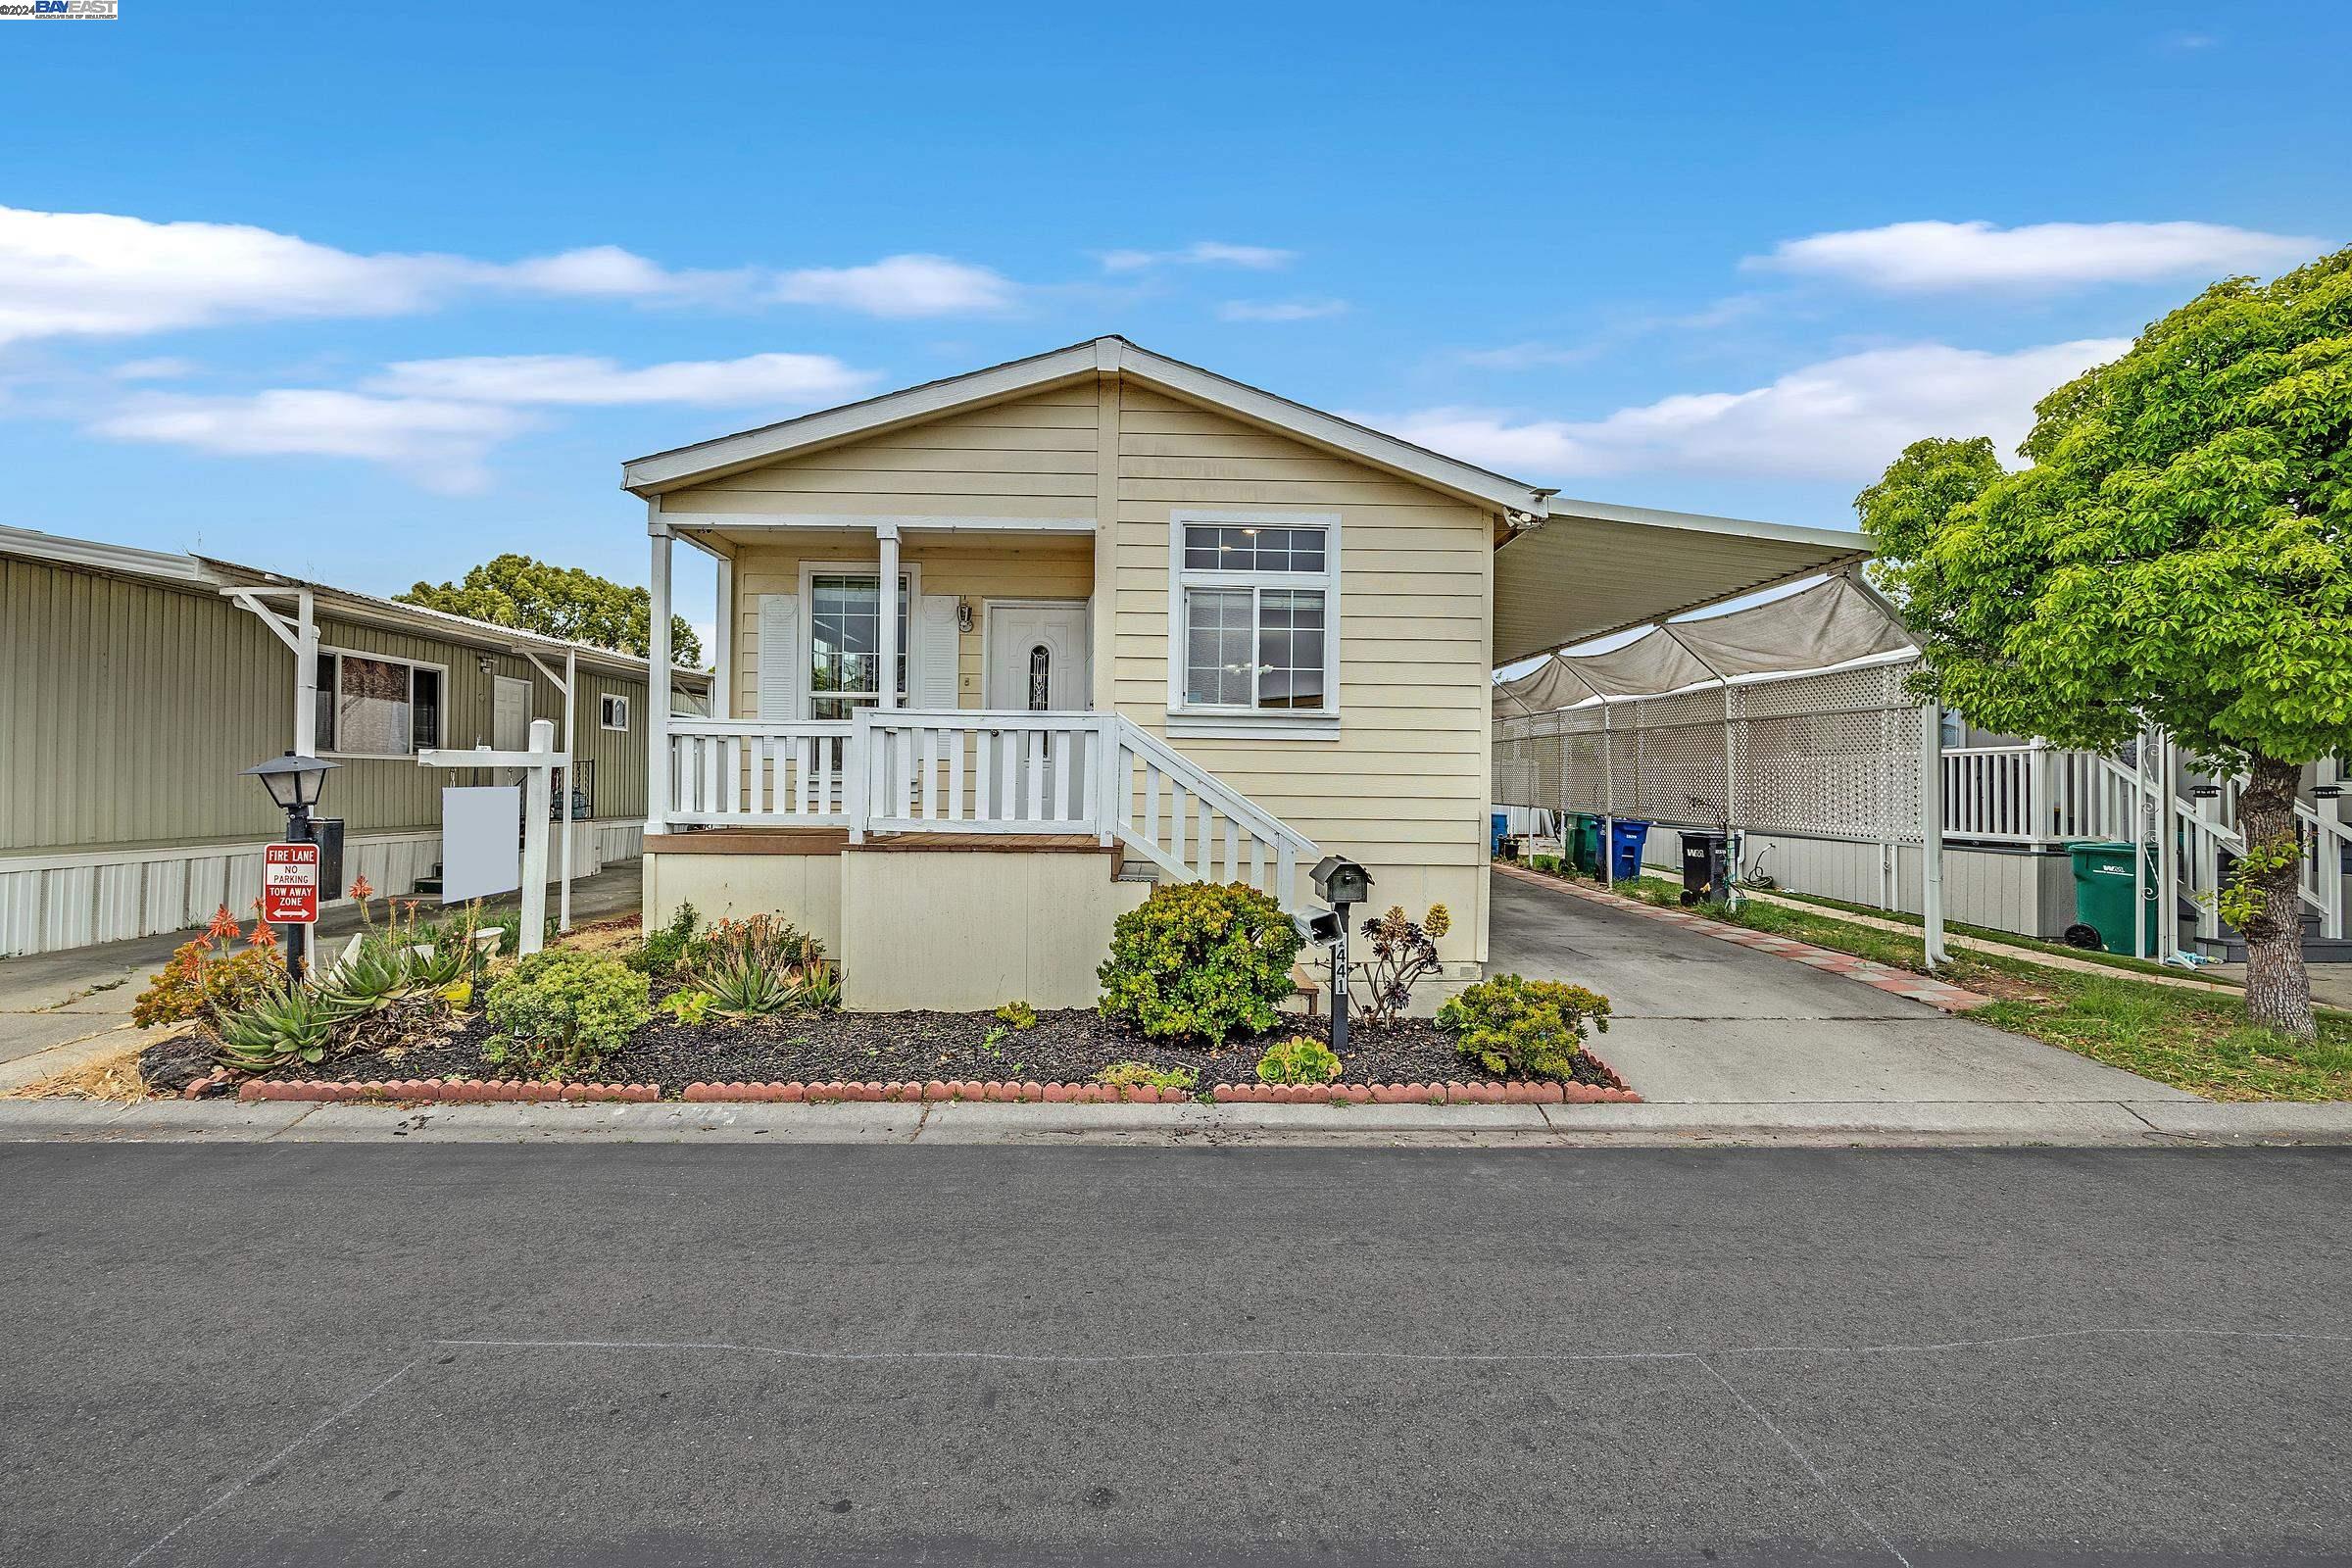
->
[2,558,664,857]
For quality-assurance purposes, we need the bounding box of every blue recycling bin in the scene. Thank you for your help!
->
[1492,812,1509,856]
[1609,818,1652,881]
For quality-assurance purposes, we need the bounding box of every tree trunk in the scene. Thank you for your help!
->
[2237,751,2316,1039]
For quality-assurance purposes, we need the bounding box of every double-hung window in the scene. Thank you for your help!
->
[806,570,911,720]
[314,650,443,758]
[1172,514,1338,719]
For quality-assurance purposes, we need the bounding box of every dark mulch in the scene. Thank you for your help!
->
[138,1033,220,1095]
[253,1004,1625,1097]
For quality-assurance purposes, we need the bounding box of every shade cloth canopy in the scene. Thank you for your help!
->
[1493,574,1913,717]
[1492,497,1872,665]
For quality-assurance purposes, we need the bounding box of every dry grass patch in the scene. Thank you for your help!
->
[4,1040,158,1102]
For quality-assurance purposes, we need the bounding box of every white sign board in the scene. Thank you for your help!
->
[440,786,520,904]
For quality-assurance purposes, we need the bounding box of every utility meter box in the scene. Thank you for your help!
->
[1310,856,1373,908]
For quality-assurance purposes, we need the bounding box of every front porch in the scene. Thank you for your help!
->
[640,706,1317,1009]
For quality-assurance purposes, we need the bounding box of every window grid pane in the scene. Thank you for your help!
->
[337,656,412,757]
[1184,588,1255,707]
[1255,590,1326,710]
[1181,523,1326,574]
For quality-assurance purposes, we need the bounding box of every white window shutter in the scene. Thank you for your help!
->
[757,594,800,719]
[915,594,960,710]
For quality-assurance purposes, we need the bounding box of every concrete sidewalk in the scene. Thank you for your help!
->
[5,1095,2348,1148]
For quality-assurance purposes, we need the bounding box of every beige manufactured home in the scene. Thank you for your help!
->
[631,338,1867,1010]
[0,527,709,956]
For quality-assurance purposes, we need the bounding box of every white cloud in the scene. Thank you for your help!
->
[93,390,538,493]
[1217,297,1348,322]
[1457,341,1603,370]
[771,254,1015,318]
[1356,337,2131,482]
[364,351,877,407]
[110,356,197,380]
[1099,240,1296,272]
[0,205,1024,343]
[1748,220,2322,292]
[0,204,724,344]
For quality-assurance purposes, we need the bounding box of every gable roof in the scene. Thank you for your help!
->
[621,336,1557,515]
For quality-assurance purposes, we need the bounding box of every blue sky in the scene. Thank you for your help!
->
[2,1,2345,646]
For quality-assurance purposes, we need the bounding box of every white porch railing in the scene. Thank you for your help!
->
[1941,743,2139,844]
[665,718,855,826]
[662,709,1320,910]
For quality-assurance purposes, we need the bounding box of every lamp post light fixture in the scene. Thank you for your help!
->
[242,752,337,979]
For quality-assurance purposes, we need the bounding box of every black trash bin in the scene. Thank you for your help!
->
[1679,829,1730,906]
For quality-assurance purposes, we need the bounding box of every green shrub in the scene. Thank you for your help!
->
[1437,973,1611,1082]
[1531,855,1560,874]
[995,999,1039,1030]
[1094,1060,1199,1092]
[1097,881,1303,1044]
[689,914,829,1017]
[660,990,715,1025]
[483,951,651,1080]
[1254,1035,1342,1085]
[627,902,705,977]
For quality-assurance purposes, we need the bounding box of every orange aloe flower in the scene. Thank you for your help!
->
[205,905,240,942]
[350,873,375,902]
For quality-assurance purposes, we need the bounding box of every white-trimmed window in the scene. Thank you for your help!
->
[805,566,912,720]
[599,693,631,731]
[314,649,444,758]
[1169,513,1339,719]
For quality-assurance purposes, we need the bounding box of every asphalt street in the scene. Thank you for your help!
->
[5,1144,2349,1565]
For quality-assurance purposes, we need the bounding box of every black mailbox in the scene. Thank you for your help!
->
[311,817,346,899]
[1310,856,1372,908]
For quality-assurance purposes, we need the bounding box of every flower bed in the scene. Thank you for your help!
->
[216,1005,1634,1100]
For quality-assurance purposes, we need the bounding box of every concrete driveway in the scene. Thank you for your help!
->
[1488,870,2193,1109]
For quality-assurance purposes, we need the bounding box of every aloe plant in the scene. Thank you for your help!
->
[215,983,345,1073]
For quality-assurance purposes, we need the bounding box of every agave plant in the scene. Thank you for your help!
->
[789,960,843,1011]
[215,982,346,1074]
[698,948,793,1017]
[318,935,416,1023]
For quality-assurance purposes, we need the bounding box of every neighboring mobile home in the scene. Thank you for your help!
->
[629,338,1868,1011]
[0,527,710,956]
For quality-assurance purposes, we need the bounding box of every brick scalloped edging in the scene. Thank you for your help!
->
[1494,860,1994,1013]
[241,1078,661,1103]
[235,1070,1641,1107]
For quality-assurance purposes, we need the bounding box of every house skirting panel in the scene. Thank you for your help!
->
[1,821,644,957]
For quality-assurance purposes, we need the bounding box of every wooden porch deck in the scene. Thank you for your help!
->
[645,826,1122,870]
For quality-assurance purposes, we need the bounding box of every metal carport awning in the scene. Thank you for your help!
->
[1493,496,1873,665]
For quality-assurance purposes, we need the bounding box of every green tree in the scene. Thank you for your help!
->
[397,553,702,666]
[1857,247,2352,1036]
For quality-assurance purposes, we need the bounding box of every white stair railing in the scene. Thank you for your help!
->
[1102,716,1319,911]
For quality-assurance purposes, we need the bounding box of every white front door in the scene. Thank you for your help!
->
[492,676,532,786]
[986,603,1090,711]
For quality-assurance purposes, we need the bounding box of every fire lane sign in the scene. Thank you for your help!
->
[262,842,321,924]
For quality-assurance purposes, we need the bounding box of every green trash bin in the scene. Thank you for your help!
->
[2065,841,2159,956]
[1569,813,1602,875]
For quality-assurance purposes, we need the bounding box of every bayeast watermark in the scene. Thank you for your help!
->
[0,1,119,18]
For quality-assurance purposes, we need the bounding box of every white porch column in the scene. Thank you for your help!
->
[876,522,901,710]
[1920,699,1948,969]
[561,647,576,932]
[646,517,673,834]
[292,591,318,757]
[712,549,734,719]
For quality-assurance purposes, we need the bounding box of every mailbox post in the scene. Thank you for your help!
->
[1308,856,1373,1056]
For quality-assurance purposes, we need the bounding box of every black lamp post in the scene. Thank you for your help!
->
[242,752,337,980]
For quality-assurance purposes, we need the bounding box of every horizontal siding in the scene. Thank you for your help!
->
[730,533,1095,716]
[1,557,669,858]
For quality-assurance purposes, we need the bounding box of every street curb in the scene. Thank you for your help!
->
[229,1071,1641,1106]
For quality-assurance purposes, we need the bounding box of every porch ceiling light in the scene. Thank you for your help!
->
[243,751,338,811]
